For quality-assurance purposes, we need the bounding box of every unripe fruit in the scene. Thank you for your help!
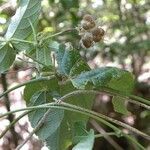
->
[81,32,93,48]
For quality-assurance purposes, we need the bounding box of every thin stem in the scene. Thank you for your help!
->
[0,103,57,118]
[60,102,150,141]
[28,19,40,76]
[17,57,36,64]
[95,132,117,138]
[2,67,37,75]
[91,119,124,150]
[16,109,51,150]
[95,131,145,150]
[1,78,149,109]
[58,90,150,110]
[24,53,49,67]
[28,19,37,43]
[60,79,150,107]
[0,76,55,99]
[103,87,150,106]
[0,111,31,139]
[129,94,150,106]
[1,73,19,146]
[124,134,146,150]
[0,101,149,141]
[43,28,77,41]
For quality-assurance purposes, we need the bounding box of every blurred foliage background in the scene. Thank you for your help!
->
[0,0,150,149]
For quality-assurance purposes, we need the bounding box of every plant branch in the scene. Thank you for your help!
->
[60,102,150,141]
[0,101,149,142]
[59,79,150,106]
[95,132,117,138]
[23,53,50,68]
[103,87,150,106]
[1,77,149,110]
[58,89,150,110]
[1,73,19,146]
[0,75,55,99]
[43,28,77,41]
[0,103,53,118]
[95,133,146,150]
[16,109,51,150]
[0,111,31,139]
[91,119,124,150]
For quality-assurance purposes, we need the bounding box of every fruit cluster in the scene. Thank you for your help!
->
[78,14,105,48]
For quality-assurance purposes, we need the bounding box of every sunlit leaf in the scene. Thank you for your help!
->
[5,0,41,40]
[73,129,94,150]
[71,67,134,94]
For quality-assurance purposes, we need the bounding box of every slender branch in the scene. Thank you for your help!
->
[58,89,150,110]
[0,76,55,99]
[1,73,19,146]
[28,19,37,43]
[95,132,117,138]
[16,109,51,150]
[59,79,150,106]
[60,102,150,141]
[1,77,149,109]
[103,87,150,106]
[43,28,77,41]
[0,101,149,141]
[91,119,124,150]
[95,133,146,150]
[23,53,49,67]
[0,103,54,118]
[129,94,150,106]
[0,87,149,142]
[28,19,40,76]
[124,134,146,150]
[17,57,35,64]
[0,111,31,139]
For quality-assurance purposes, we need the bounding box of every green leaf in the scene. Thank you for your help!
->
[69,59,90,77]
[28,91,48,127]
[58,83,94,150]
[73,121,90,144]
[108,70,134,94]
[24,77,59,102]
[36,45,52,68]
[55,43,90,76]
[71,67,134,94]
[24,78,59,103]
[36,109,64,140]
[112,96,129,115]
[5,0,41,40]
[46,128,60,150]
[0,42,16,73]
[43,83,94,150]
[72,129,95,150]
[12,42,34,52]
[61,0,79,9]
[28,91,64,140]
